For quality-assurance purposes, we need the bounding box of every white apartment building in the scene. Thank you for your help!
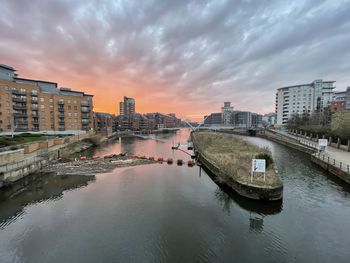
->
[275,80,335,126]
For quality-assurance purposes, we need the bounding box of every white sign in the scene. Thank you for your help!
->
[318,139,328,147]
[251,159,266,173]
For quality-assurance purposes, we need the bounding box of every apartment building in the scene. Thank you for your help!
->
[119,96,135,116]
[0,64,93,132]
[275,80,335,126]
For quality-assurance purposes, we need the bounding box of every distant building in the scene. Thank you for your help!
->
[204,113,222,125]
[123,96,135,116]
[262,113,276,127]
[94,112,117,136]
[233,111,252,128]
[329,101,346,112]
[275,80,335,126]
[119,101,124,116]
[334,87,350,110]
[0,64,93,132]
[221,102,234,125]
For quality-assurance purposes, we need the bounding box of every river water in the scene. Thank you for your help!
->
[0,129,350,263]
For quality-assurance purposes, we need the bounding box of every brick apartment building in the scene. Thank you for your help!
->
[0,64,93,132]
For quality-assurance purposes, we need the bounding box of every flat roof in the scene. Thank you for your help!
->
[0,64,15,71]
[278,81,336,90]
[15,77,57,85]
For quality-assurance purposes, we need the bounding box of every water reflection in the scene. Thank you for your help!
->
[0,172,95,227]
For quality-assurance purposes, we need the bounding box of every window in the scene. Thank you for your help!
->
[68,105,71,110]
[40,98,44,102]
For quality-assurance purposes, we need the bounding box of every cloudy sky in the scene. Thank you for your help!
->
[1,0,350,120]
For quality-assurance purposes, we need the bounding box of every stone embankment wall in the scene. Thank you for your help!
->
[0,133,102,188]
[191,132,283,201]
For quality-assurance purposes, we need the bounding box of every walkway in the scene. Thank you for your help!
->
[272,129,350,173]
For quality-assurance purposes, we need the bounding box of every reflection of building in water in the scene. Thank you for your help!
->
[249,213,264,233]
[0,173,95,224]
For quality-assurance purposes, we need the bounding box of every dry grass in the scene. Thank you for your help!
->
[193,132,281,187]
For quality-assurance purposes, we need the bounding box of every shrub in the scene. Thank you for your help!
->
[255,152,273,168]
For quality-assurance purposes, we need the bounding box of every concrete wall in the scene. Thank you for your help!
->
[0,133,99,187]
[311,155,350,184]
[0,149,24,165]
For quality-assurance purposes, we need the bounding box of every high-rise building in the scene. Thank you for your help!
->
[275,80,335,126]
[119,101,124,116]
[120,96,135,116]
[0,64,93,132]
[221,102,234,125]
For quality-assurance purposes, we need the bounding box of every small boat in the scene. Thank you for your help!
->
[148,156,155,161]
[177,159,183,165]
[157,157,164,162]
[167,158,173,164]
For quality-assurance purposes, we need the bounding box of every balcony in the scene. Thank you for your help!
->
[58,119,65,125]
[58,126,65,131]
[12,89,27,95]
[58,113,65,118]
[14,112,28,118]
[13,97,27,103]
[13,104,27,110]
[81,107,89,113]
[82,119,90,124]
[32,119,39,125]
[31,91,38,97]
[31,98,38,104]
[81,101,90,106]
[81,114,89,119]
[58,107,65,112]
[58,101,64,105]
[15,120,29,125]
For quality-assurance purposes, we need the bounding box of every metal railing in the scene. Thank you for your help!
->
[314,152,350,174]
[298,138,318,149]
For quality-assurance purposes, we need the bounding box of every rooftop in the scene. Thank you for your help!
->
[277,80,336,90]
[0,64,15,71]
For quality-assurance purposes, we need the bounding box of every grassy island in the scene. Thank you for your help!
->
[192,132,283,196]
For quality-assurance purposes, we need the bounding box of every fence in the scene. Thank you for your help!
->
[298,138,318,149]
[314,152,350,174]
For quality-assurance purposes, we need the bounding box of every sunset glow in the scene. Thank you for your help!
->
[1,0,350,121]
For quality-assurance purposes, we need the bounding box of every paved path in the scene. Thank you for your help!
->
[271,130,350,168]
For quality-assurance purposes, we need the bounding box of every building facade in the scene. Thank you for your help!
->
[221,102,234,125]
[275,80,335,126]
[334,87,350,110]
[0,64,93,132]
[204,113,222,125]
[119,96,135,117]
[262,113,276,127]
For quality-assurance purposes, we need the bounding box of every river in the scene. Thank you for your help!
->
[0,129,350,263]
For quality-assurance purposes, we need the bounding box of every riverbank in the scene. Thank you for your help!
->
[0,134,104,188]
[192,131,283,201]
[42,154,158,176]
[215,129,350,184]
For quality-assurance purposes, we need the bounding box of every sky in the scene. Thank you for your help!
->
[1,0,350,121]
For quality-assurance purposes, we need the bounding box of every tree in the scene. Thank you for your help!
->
[331,111,350,140]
